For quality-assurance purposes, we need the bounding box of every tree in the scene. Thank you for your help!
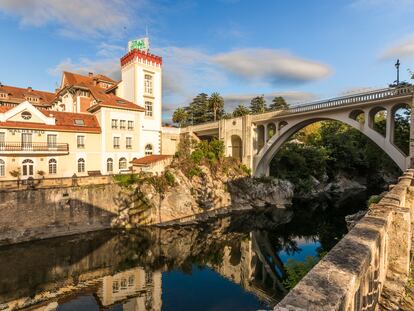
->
[208,92,224,121]
[249,95,267,114]
[233,105,250,117]
[269,96,289,111]
[188,93,212,124]
[9,168,21,188]
[172,108,189,127]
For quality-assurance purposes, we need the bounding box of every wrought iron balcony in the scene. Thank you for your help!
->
[0,142,69,154]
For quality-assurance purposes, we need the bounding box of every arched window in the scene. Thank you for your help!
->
[119,157,127,170]
[107,158,113,172]
[145,144,153,155]
[48,159,57,174]
[22,159,34,176]
[77,158,85,173]
[0,159,4,177]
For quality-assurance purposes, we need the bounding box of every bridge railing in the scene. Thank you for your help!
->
[280,85,413,116]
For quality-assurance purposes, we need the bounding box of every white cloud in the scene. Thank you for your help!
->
[49,57,121,81]
[379,38,414,60]
[213,49,332,84]
[0,0,147,38]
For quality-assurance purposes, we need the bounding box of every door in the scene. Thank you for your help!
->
[22,159,34,177]
[22,133,32,151]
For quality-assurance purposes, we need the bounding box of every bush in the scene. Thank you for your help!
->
[188,167,202,178]
[164,170,175,187]
[239,164,251,176]
[191,149,205,164]
[113,174,140,187]
[283,255,319,289]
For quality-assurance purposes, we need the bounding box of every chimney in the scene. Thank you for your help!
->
[27,87,32,92]
[88,72,93,77]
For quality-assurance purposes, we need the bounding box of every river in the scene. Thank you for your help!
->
[0,192,369,311]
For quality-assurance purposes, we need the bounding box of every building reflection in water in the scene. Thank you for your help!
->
[0,206,347,310]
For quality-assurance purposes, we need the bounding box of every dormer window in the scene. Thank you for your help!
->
[25,96,39,103]
[0,92,8,99]
[21,111,32,120]
[74,119,85,126]
[79,90,89,97]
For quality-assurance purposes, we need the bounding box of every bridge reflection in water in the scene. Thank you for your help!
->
[0,199,360,311]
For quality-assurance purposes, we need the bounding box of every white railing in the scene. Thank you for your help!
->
[280,85,413,116]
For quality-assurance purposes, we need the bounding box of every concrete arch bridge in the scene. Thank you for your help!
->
[181,85,414,177]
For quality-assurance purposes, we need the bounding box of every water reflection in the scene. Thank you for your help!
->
[0,196,362,311]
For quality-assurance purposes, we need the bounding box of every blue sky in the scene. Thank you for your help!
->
[0,0,414,119]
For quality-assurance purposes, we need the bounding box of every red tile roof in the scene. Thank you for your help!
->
[130,155,172,166]
[0,106,101,133]
[0,85,55,108]
[60,72,145,112]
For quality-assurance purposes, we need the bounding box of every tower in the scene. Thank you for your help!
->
[118,39,163,155]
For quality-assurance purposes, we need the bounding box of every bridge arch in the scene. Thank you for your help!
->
[254,112,409,177]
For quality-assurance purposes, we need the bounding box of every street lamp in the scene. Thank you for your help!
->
[395,59,400,85]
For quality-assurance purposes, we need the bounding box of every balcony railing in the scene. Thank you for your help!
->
[0,142,69,153]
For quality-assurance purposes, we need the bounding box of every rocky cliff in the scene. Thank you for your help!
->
[112,162,293,228]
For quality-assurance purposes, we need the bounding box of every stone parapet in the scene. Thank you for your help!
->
[275,171,413,311]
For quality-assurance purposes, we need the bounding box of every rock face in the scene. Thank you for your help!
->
[112,164,294,227]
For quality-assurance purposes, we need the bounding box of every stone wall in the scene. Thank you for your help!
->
[275,170,414,311]
[0,182,121,246]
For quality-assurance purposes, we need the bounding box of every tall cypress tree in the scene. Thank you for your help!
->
[249,95,267,114]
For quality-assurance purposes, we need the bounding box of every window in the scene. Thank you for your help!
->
[113,137,120,149]
[126,137,132,149]
[26,96,38,103]
[107,158,113,172]
[47,134,57,148]
[48,159,57,174]
[120,120,126,129]
[145,144,153,155]
[0,92,8,99]
[120,278,127,289]
[21,111,32,120]
[0,132,4,149]
[22,159,34,176]
[145,101,153,117]
[119,158,127,169]
[111,119,118,129]
[144,74,153,94]
[79,90,89,97]
[77,158,85,173]
[128,275,135,287]
[128,121,134,130]
[0,159,4,177]
[112,281,119,293]
[77,136,85,148]
[74,119,85,126]
[22,133,32,150]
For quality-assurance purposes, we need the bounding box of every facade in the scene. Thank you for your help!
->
[0,42,164,180]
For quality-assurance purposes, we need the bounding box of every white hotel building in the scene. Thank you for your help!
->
[0,40,171,180]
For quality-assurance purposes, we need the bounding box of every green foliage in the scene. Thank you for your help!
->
[113,174,140,187]
[172,108,189,127]
[270,120,403,194]
[164,170,175,187]
[393,106,410,154]
[367,192,386,207]
[249,95,267,114]
[9,169,21,178]
[233,104,250,117]
[239,164,251,176]
[188,167,203,178]
[208,92,225,121]
[283,255,319,289]
[191,149,205,164]
[269,96,289,111]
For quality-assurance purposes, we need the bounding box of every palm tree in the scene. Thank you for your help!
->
[233,105,250,117]
[172,108,189,127]
[208,92,224,121]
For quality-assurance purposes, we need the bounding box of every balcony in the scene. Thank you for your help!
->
[0,142,69,155]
